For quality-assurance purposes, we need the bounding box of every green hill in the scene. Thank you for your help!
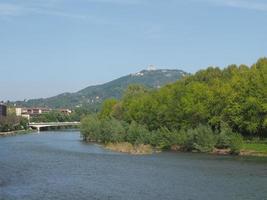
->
[15,69,188,109]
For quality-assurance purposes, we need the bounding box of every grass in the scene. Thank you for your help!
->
[243,143,267,153]
[241,142,267,156]
[105,142,153,155]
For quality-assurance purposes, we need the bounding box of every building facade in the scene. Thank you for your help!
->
[0,104,7,117]
[16,107,52,119]
[15,107,72,120]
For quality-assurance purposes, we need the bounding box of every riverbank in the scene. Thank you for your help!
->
[105,142,154,155]
[103,142,267,157]
[0,129,34,137]
[240,143,267,157]
[2,128,266,157]
[212,148,267,157]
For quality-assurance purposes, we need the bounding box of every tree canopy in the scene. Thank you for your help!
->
[99,58,267,137]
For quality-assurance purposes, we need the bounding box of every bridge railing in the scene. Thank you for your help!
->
[29,122,80,125]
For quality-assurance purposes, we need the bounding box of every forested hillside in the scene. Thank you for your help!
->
[15,69,187,109]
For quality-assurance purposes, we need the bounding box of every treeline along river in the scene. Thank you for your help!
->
[0,131,267,200]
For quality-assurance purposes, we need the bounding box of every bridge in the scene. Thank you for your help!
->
[29,122,80,132]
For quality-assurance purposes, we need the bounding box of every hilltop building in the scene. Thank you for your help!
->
[147,65,157,71]
[0,103,7,117]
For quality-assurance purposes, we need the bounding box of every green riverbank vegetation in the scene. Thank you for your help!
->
[81,116,244,155]
[30,109,89,123]
[0,115,29,133]
[81,58,267,155]
[106,142,153,155]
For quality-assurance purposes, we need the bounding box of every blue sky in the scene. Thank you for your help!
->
[0,0,266,101]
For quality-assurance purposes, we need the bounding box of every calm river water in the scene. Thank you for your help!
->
[0,131,267,200]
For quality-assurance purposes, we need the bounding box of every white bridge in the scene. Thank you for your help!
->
[29,122,80,132]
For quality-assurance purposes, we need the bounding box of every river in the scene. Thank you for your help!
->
[0,131,267,200]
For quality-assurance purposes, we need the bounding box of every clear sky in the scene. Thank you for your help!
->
[0,0,266,101]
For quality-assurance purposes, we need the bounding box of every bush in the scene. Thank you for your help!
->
[229,133,244,155]
[149,127,181,149]
[80,114,245,156]
[183,129,195,151]
[215,124,244,154]
[98,119,113,144]
[81,115,128,144]
[216,124,233,149]
[184,125,216,152]
[80,115,102,142]
[101,118,126,143]
[175,129,189,148]
[126,121,151,145]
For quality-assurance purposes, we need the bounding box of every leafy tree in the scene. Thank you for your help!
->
[81,57,267,153]
[0,116,28,132]
[99,99,118,119]
[31,111,71,123]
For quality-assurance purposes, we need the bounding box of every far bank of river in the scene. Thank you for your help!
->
[0,131,267,200]
[103,141,267,157]
[0,129,34,136]
[2,129,267,157]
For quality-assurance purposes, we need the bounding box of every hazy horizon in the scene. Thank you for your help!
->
[1,0,266,101]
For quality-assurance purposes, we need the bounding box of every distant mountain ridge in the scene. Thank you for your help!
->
[15,69,188,109]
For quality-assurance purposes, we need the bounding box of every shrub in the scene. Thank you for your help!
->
[175,129,189,147]
[216,124,233,149]
[150,127,182,149]
[126,121,151,145]
[184,125,216,152]
[81,116,128,144]
[80,115,102,142]
[229,133,244,155]
[99,118,113,144]
[183,128,195,151]
[101,118,127,143]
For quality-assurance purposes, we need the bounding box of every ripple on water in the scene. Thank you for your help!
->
[0,131,267,200]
